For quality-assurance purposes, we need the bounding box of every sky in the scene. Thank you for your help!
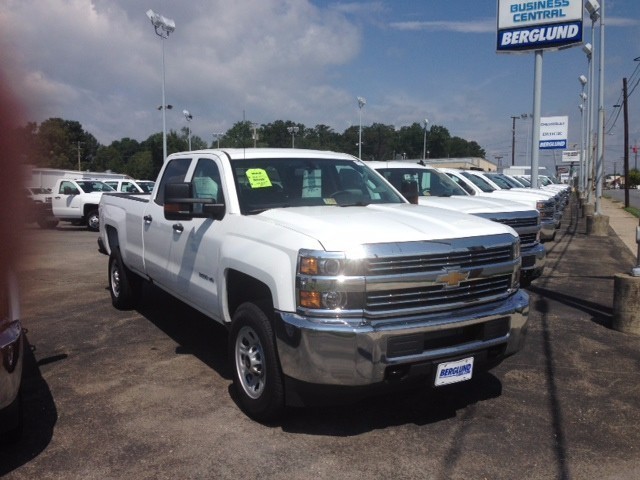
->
[1,0,639,174]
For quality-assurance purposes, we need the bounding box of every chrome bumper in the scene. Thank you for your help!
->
[540,220,556,241]
[521,242,546,278]
[275,290,529,386]
[0,321,23,411]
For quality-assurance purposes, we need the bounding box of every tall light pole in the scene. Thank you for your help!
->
[146,9,175,162]
[252,123,259,148]
[212,132,224,148]
[183,110,192,150]
[510,115,518,166]
[287,126,299,148]
[579,75,588,193]
[422,118,429,160]
[583,42,595,201]
[357,96,366,159]
[584,0,605,215]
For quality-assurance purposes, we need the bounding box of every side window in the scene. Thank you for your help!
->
[192,158,224,203]
[60,181,79,195]
[154,158,192,206]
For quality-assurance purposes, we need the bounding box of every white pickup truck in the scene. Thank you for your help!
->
[49,178,115,231]
[98,148,529,421]
[366,161,546,286]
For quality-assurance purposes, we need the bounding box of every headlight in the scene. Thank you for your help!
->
[297,249,365,319]
[512,239,521,261]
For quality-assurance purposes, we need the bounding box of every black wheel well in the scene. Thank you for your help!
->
[226,269,273,319]
[83,204,99,216]
[105,225,120,252]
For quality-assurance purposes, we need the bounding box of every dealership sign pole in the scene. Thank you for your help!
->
[497,0,583,189]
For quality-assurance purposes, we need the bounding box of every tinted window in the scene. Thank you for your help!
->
[155,158,192,206]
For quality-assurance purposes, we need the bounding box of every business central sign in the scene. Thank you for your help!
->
[539,116,568,149]
[497,0,583,52]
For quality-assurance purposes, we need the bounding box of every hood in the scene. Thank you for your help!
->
[417,195,533,214]
[255,204,516,251]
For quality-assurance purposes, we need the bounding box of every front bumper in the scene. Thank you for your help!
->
[540,219,556,241]
[0,320,23,417]
[275,290,529,387]
[520,242,546,280]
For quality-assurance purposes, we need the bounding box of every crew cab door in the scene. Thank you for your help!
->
[143,156,226,318]
[52,180,81,217]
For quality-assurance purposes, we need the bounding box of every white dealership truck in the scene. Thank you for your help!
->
[366,161,545,286]
[48,178,115,231]
[98,148,529,421]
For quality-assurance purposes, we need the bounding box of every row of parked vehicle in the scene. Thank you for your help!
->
[6,152,570,429]
[26,178,155,231]
[97,148,570,421]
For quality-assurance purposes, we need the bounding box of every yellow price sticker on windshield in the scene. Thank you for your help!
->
[246,168,273,188]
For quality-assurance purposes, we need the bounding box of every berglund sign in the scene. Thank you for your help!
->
[497,0,583,52]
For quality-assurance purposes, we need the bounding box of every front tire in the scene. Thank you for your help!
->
[229,302,284,422]
[86,209,99,231]
[108,249,141,310]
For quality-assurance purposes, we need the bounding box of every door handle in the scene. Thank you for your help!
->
[143,215,152,224]
[172,223,184,233]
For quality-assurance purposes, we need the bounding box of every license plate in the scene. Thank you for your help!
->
[435,357,474,386]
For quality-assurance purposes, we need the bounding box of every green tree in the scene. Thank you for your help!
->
[305,124,340,151]
[426,125,451,158]
[127,151,155,179]
[629,169,640,188]
[32,118,99,170]
[396,123,427,159]
[362,123,396,161]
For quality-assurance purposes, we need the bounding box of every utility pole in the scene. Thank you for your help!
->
[76,141,83,171]
[510,116,518,165]
[623,77,629,208]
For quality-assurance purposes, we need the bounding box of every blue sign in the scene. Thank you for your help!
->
[540,139,568,150]
[497,0,584,53]
[498,20,582,52]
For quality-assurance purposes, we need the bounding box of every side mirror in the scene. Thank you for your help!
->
[164,182,225,221]
[400,180,419,205]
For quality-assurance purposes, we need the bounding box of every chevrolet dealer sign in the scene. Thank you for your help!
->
[497,0,583,52]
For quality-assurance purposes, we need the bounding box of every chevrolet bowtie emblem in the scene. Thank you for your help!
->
[435,270,470,288]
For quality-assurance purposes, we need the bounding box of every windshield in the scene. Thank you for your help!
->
[484,173,512,189]
[76,181,115,193]
[137,181,155,193]
[231,157,405,214]
[516,176,531,187]
[460,172,496,193]
[375,167,467,197]
[495,174,524,188]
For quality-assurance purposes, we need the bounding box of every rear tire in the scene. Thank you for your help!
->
[108,249,141,310]
[229,302,284,422]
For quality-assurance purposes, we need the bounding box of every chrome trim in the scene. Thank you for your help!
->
[276,290,529,386]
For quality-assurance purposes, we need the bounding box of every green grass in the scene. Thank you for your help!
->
[624,206,640,218]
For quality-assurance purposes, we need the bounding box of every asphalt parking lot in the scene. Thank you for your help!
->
[2,201,640,479]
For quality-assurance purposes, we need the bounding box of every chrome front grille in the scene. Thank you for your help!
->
[357,234,519,320]
[366,245,513,275]
[366,274,512,314]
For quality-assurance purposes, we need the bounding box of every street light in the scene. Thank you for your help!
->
[583,42,595,202]
[183,110,193,150]
[146,9,175,162]
[579,75,588,193]
[357,96,366,158]
[212,132,224,148]
[422,118,429,160]
[287,126,299,148]
[584,0,606,215]
[510,114,530,166]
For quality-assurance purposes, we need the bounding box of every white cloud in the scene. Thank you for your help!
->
[1,0,363,143]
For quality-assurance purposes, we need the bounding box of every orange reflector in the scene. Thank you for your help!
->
[299,291,322,308]
[299,257,319,275]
